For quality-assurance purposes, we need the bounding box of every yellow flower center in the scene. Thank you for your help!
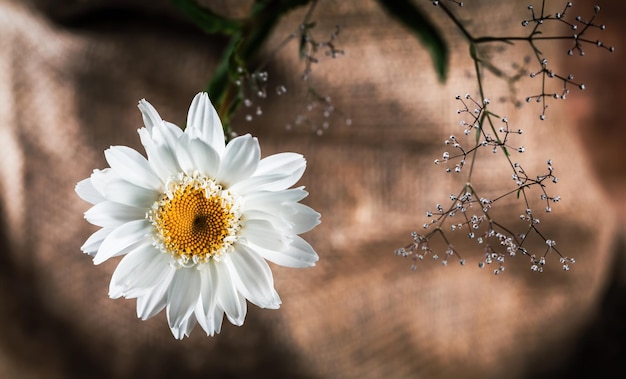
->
[148,174,241,266]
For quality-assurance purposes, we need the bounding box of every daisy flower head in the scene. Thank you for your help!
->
[75,92,320,339]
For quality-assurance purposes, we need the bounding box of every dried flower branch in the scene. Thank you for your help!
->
[230,0,348,135]
[395,0,612,274]
[397,94,576,274]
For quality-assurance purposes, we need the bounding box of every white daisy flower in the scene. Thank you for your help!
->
[75,92,320,339]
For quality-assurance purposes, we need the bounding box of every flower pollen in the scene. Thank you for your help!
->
[149,173,241,267]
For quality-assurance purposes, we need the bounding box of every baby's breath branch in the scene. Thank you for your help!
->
[216,0,316,136]
[253,0,320,74]
[399,94,567,274]
[281,18,347,135]
[219,0,347,136]
[174,0,315,138]
[396,230,466,271]
[435,0,614,120]
[450,96,521,181]
[395,1,610,274]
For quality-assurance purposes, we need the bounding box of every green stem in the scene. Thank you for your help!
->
[175,0,312,138]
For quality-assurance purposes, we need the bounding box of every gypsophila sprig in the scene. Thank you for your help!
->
[178,0,348,139]
[76,93,320,339]
[285,3,349,135]
[434,0,614,120]
[396,96,574,274]
[519,2,613,119]
[393,1,613,274]
[228,0,349,136]
[233,67,270,127]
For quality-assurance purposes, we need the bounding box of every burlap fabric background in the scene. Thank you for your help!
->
[1,0,624,378]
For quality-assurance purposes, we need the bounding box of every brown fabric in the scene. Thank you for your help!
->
[0,0,624,378]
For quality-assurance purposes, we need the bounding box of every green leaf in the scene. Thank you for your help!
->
[172,0,242,35]
[207,38,239,102]
[375,0,449,82]
[177,0,312,137]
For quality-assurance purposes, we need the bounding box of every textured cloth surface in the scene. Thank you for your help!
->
[0,1,624,378]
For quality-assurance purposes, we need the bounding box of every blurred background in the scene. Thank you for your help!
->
[0,0,624,378]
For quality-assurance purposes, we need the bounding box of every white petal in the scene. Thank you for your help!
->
[94,220,152,265]
[194,264,220,335]
[216,134,260,187]
[137,98,182,149]
[89,168,118,196]
[175,135,220,178]
[138,98,164,133]
[105,145,162,190]
[242,209,292,232]
[127,254,174,298]
[229,174,289,196]
[240,219,290,251]
[160,121,185,148]
[187,138,220,178]
[255,152,305,177]
[200,263,219,317]
[186,92,225,155]
[194,302,211,336]
[229,173,298,196]
[241,188,319,233]
[80,227,114,255]
[174,134,196,176]
[138,127,179,181]
[211,305,224,334]
[84,201,145,228]
[75,177,105,204]
[167,268,201,332]
[247,153,307,192]
[228,246,281,309]
[196,301,225,336]
[256,167,306,192]
[109,243,172,299]
[103,178,159,208]
[245,235,319,268]
[136,268,175,320]
[171,313,197,340]
[215,261,247,326]
[283,203,321,234]
[243,187,308,211]
[137,99,183,183]
[109,242,157,298]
